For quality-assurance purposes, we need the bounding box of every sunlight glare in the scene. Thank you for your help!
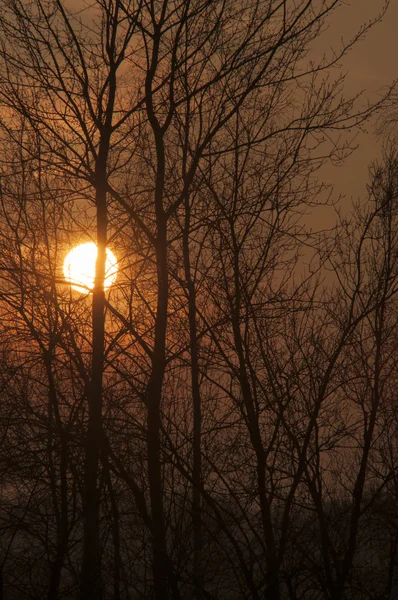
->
[63,242,118,293]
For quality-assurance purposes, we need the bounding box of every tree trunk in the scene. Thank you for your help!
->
[80,150,109,600]
[45,352,70,600]
[390,534,398,600]
[48,538,68,600]
[102,449,121,600]
[147,218,169,599]
[183,196,204,599]
[229,237,280,600]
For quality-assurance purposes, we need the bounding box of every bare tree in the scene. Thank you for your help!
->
[290,148,398,600]
[0,1,394,599]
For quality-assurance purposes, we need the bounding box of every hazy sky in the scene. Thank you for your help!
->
[317,1,397,210]
[65,0,396,223]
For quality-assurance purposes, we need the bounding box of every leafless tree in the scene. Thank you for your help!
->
[0,1,395,599]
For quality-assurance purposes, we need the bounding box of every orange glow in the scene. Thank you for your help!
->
[63,242,118,294]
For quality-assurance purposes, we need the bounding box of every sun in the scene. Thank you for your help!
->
[63,242,118,294]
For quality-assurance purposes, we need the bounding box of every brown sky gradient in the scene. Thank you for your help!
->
[315,1,397,222]
[65,0,396,225]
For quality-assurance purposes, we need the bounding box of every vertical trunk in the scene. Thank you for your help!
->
[147,217,169,599]
[190,298,203,600]
[229,235,280,600]
[102,449,121,600]
[45,352,69,600]
[390,534,398,600]
[233,322,280,600]
[47,468,69,599]
[144,8,185,593]
[80,141,109,600]
[263,571,281,600]
[233,330,280,600]
[145,148,181,600]
[334,300,386,600]
[145,16,175,589]
[79,14,118,587]
[182,197,203,600]
[47,536,67,600]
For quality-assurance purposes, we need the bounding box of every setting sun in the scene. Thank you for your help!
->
[63,242,118,294]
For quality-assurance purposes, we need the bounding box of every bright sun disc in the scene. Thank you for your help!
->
[63,242,118,294]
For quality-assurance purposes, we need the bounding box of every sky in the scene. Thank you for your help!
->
[316,0,397,213]
[64,0,397,225]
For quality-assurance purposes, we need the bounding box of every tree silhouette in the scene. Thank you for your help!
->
[0,1,395,599]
